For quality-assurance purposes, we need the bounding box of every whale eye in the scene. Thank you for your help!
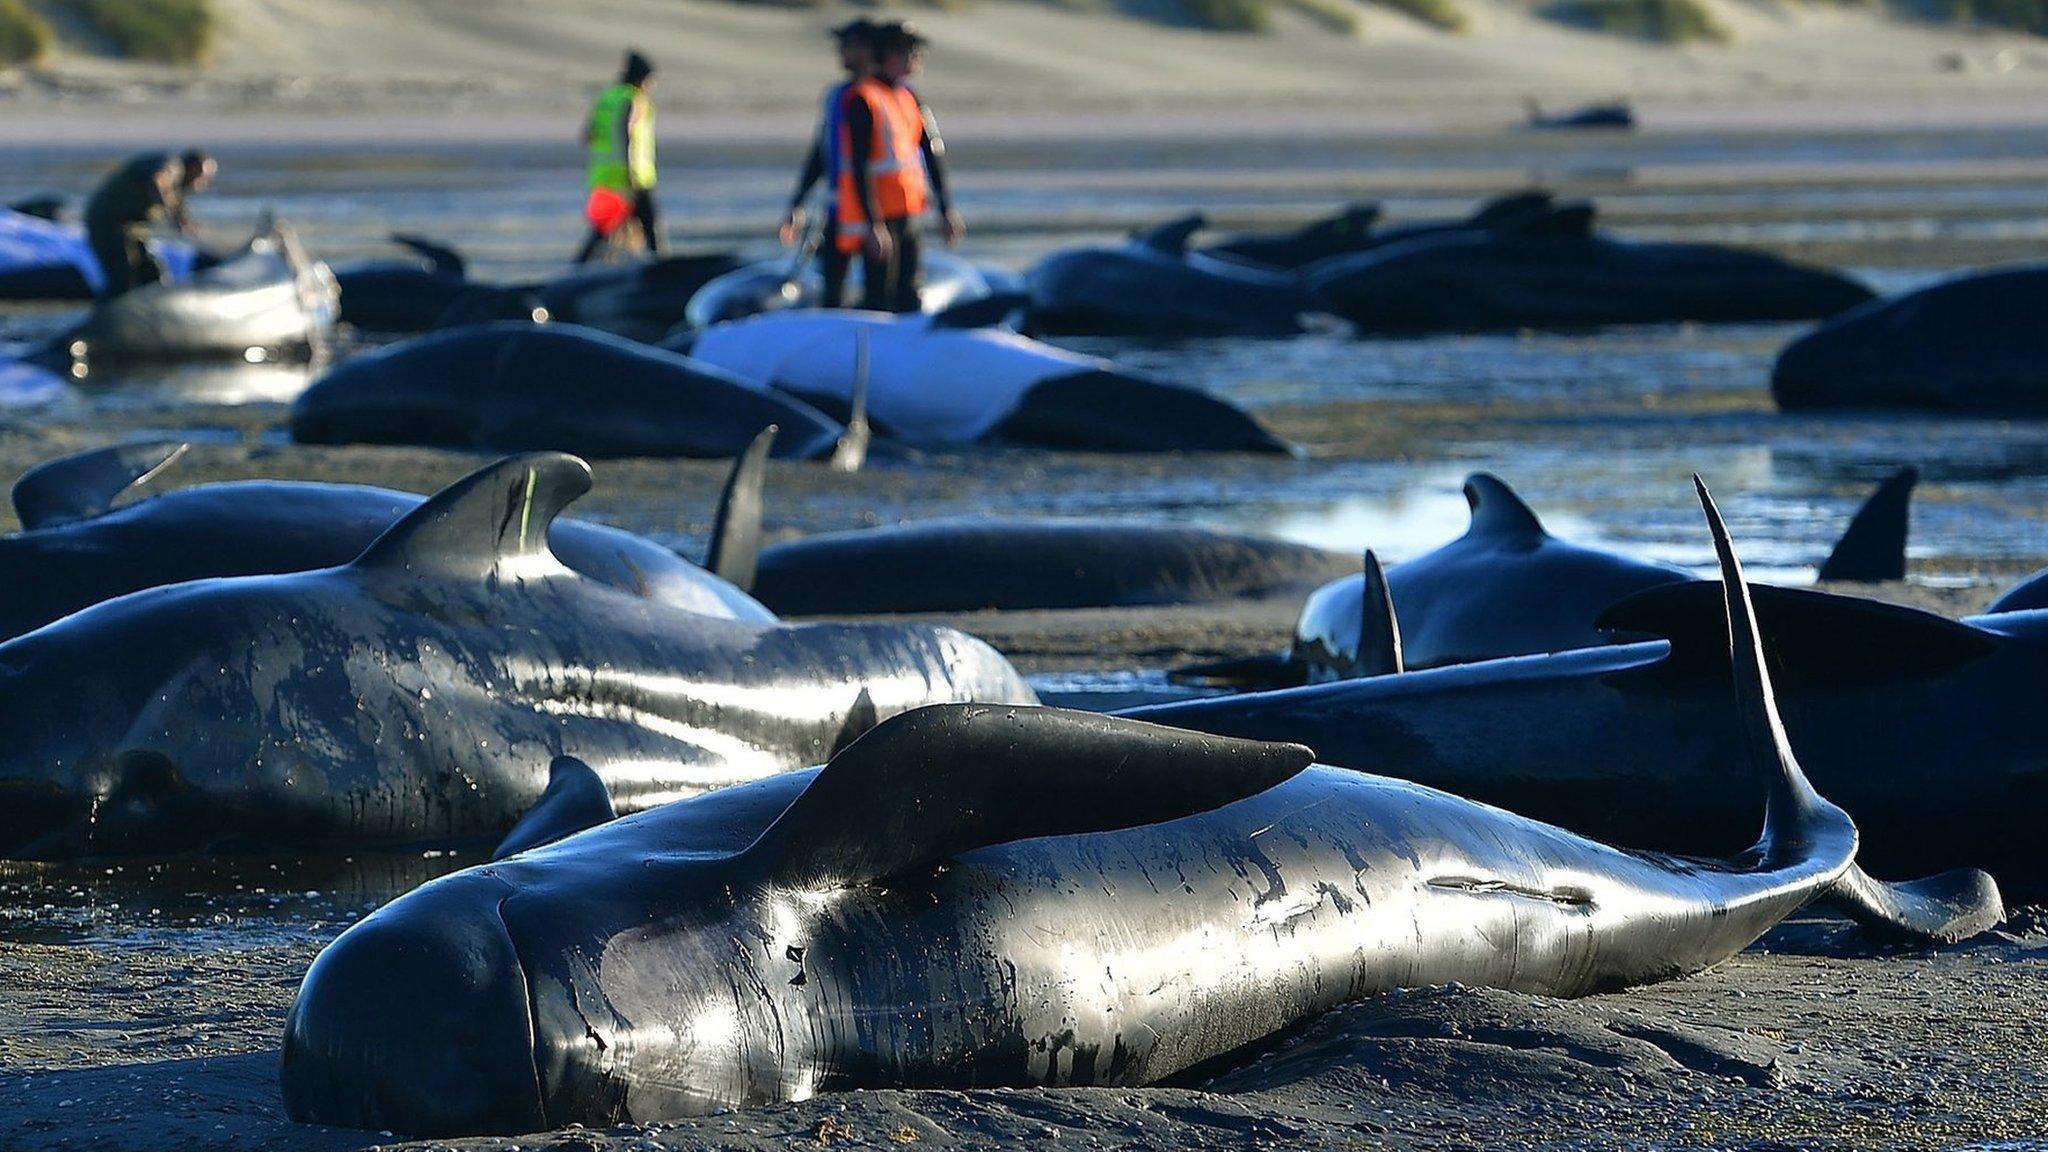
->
[785,944,807,986]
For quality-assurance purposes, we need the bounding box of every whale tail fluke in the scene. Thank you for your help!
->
[1356,550,1405,678]
[929,292,1029,330]
[12,439,188,529]
[1820,862,2003,944]
[1816,466,1916,583]
[707,425,774,591]
[1696,475,2002,942]
[492,756,617,860]
[389,234,465,280]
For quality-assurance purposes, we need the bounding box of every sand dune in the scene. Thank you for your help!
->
[2,0,2047,135]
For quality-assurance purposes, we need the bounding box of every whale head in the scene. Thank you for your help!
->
[281,707,1314,1134]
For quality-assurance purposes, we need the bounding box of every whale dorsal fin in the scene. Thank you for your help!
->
[1355,550,1405,677]
[390,234,465,279]
[740,705,1312,889]
[1462,473,1547,539]
[351,452,590,578]
[1598,580,2000,685]
[1528,202,1596,238]
[13,440,188,529]
[1132,214,1206,256]
[492,756,617,860]
[1816,467,1916,583]
[706,425,774,591]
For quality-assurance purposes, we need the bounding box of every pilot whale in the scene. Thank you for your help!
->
[1772,263,2048,415]
[1179,468,1916,688]
[290,322,848,460]
[749,516,1356,614]
[679,309,1292,454]
[278,483,1996,1137]
[1136,572,2048,897]
[1304,199,1873,333]
[0,451,1032,859]
[0,436,775,639]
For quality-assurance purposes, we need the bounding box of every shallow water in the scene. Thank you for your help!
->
[1,124,2046,962]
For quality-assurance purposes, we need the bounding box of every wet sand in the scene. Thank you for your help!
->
[3,102,2047,1150]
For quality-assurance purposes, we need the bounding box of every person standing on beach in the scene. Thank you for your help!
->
[779,18,878,308]
[834,21,964,313]
[575,50,661,264]
[82,150,216,300]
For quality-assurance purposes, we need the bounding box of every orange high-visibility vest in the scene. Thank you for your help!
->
[834,78,930,254]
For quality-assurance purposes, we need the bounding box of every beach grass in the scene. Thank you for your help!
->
[0,0,53,64]
[1946,0,2048,31]
[1280,0,1365,33]
[1180,0,1275,31]
[63,0,215,63]
[1549,0,1730,42]
[1374,0,1468,29]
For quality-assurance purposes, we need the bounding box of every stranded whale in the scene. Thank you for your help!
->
[1136,578,2048,897]
[1772,264,2048,415]
[750,517,1356,614]
[290,322,848,460]
[0,436,775,639]
[0,452,1031,859]
[278,485,1996,1136]
[1181,469,1916,687]
[679,309,1292,454]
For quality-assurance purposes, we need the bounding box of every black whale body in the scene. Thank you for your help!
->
[1772,264,2048,415]
[751,518,1357,614]
[1024,217,1315,337]
[679,309,1293,454]
[1137,584,2048,898]
[0,452,1032,859]
[1199,203,1385,270]
[332,236,474,333]
[1305,206,1874,333]
[290,322,845,459]
[278,492,1997,1136]
[0,440,770,640]
[1182,468,1913,689]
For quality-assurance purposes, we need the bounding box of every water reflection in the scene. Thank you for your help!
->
[0,850,475,951]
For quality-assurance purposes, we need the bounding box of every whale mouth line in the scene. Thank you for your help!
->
[498,893,551,1129]
[1428,874,1598,910]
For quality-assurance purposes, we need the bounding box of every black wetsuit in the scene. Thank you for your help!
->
[83,154,186,300]
[843,87,953,314]
[786,86,855,308]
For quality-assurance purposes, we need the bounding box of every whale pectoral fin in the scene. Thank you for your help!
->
[493,756,618,860]
[1357,550,1405,677]
[1165,651,1304,689]
[12,440,188,529]
[1819,861,2003,944]
[1816,466,1916,583]
[1462,473,1548,539]
[739,704,1313,889]
[389,234,465,280]
[1131,214,1206,256]
[829,337,871,474]
[1597,580,2000,686]
[351,452,591,579]
[706,425,775,591]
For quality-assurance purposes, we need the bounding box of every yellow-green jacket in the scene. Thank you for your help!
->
[587,83,656,192]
